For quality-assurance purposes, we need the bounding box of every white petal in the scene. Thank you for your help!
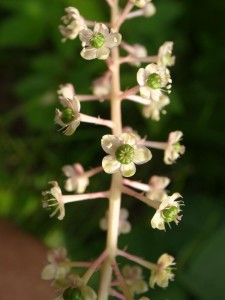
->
[151,211,165,230]
[41,264,55,280]
[101,135,121,155]
[73,96,81,112]
[133,146,152,164]
[104,33,121,48]
[120,163,136,177]
[120,133,137,146]
[79,29,93,45]
[145,63,158,75]
[137,68,146,86]
[168,192,182,205]
[168,131,183,144]
[102,155,120,174]
[81,47,97,60]
[140,86,151,99]
[96,47,110,60]
[64,117,80,135]
[94,23,109,37]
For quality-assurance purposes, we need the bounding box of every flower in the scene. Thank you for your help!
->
[157,41,175,67]
[54,94,81,136]
[137,63,172,100]
[62,275,97,300]
[101,133,152,177]
[149,253,175,288]
[79,23,121,60]
[57,83,75,100]
[59,7,86,42]
[100,208,131,234]
[151,193,183,230]
[146,176,170,202]
[42,181,65,220]
[131,0,151,8]
[41,247,70,280]
[142,93,170,120]
[62,163,89,194]
[122,265,148,295]
[92,75,111,99]
[143,3,156,17]
[164,131,185,164]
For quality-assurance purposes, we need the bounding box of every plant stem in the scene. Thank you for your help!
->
[98,1,123,299]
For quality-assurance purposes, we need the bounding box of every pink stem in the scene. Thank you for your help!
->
[82,250,108,284]
[141,140,167,150]
[112,262,133,300]
[125,95,150,105]
[114,1,134,29]
[110,289,125,300]
[85,166,103,178]
[122,186,159,209]
[119,85,139,100]
[80,113,113,129]
[122,178,150,192]
[63,191,109,204]
[117,249,157,271]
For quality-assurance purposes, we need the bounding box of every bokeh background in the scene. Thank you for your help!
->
[1,0,225,299]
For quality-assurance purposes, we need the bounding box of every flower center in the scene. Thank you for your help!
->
[146,73,162,89]
[163,206,179,223]
[90,32,105,48]
[173,142,181,153]
[115,144,135,164]
[63,287,84,300]
[61,108,75,124]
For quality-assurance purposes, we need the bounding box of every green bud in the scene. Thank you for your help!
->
[163,206,179,223]
[90,33,105,49]
[61,108,74,124]
[146,73,162,89]
[63,287,84,300]
[115,144,135,164]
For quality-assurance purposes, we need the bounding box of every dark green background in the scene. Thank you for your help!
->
[1,0,225,299]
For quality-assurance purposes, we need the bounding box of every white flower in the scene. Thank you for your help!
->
[57,83,75,100]
[142,93,170,120]
[101,133,152,177]
[143,3,156,17]
[92,75,111,99]
[62,163,89,194]
[137,63,172,100]
[158,41,175,67]
[41,247,70,280]
[146,176,170,202]
[151,193,183,230]
[131,0,151,8]
[149,253,175,288]
[100,208,131,234]
[42,181,65,220]
[79,23,121,60]
[122,265,148,295]
[164,131,185,164]
[54,95,81,136]
[59,7,86,42]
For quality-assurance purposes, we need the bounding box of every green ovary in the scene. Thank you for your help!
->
[63,287,84,300]
[61,108,74,124]
[163,206,179,223]
[146,73,162,89]
[173,142,181,152]
[115,144,135,164]
[90,33,105,48]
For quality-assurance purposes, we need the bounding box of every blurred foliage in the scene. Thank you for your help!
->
[0,0,225,299]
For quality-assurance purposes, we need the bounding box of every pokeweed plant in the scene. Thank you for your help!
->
[41,1,185,299]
